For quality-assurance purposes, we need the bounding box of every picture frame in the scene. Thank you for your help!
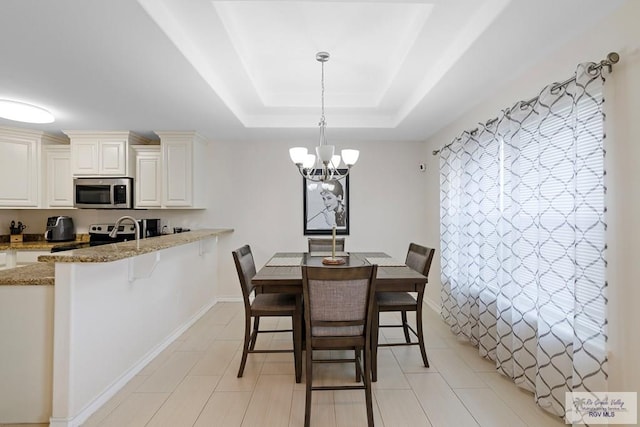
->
[303,171,349,235]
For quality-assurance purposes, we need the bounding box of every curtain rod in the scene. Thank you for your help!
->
[431,52,620,156]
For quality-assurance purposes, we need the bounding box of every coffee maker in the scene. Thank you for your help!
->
[138,219,161,238]
[44,216,76,242]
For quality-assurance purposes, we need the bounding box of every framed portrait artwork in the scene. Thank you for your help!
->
[303,171,350,235]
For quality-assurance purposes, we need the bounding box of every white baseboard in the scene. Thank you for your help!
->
[216,296,243,302]
[423,297,441,314]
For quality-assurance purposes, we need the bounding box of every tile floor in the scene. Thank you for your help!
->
[1,302,567,427]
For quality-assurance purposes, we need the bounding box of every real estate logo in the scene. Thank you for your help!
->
[565,392,637,424]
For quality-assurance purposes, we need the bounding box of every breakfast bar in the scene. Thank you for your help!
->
[0,229,232,426]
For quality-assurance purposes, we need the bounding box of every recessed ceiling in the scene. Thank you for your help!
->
[0,0,627,142]
[138,0,509,128]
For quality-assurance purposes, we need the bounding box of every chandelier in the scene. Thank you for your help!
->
[289,52,359,182]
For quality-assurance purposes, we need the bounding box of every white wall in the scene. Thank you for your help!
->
[206,138,432,299]
[421,0,640,395]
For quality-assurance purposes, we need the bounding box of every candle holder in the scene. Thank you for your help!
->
[322,256,345,265]
[322,225,345,265]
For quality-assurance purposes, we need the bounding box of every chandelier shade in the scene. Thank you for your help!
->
[289,147,308,164]
[341,149,360,166]
[289,52,359,182]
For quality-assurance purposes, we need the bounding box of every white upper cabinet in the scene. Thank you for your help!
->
[0,126,67,208]
[43,145,73,208]
[71,139,99,175]
[132,145,162,208]
[99,139,127,175]
[156,131,208,208]
[0,132,38,207]
[64,131,152,177]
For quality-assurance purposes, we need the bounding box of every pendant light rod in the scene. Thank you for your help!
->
[317,51,329,134]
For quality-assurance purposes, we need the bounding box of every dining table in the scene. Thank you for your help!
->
[251,251,428,382]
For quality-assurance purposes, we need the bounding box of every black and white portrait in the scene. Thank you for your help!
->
[303,175,349,235]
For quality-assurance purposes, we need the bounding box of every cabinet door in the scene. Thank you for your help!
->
[162,141,192,206]
[0,137,39,206]
[99,140,127,175]
[135,148,161,207]
[71,141,99,175]
[45,148,73,207]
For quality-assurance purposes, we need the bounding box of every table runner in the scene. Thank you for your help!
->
[365,257,406,266]
[265,257,303,267]
[308,251,349,257]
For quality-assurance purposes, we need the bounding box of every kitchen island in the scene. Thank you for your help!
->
[0,229,233,426]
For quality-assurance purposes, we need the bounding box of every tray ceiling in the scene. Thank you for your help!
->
[0,0,627,142]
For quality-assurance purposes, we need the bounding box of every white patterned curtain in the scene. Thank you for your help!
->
[440,63,607,418]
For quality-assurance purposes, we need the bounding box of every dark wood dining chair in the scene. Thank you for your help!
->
[232,245,302,382]
[308,237,345,252]
[302,264,378,427]
[372,243,435,381]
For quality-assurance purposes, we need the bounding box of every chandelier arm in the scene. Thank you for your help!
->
[295,164,352,183]
[296,164,321,182]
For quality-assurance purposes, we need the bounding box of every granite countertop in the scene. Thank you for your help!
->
[38,228,233,263]
[0,234,89,251]
[0,262,55,286]
[0,229,233,286]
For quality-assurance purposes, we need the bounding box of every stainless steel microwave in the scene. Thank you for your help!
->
[73,177,133,209]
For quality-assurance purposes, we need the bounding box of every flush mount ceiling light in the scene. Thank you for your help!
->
[289,52,359,183]
[0,99,55,123]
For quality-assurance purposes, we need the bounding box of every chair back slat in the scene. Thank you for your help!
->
[313,320,365,327]
[232,245,257,304]
[308,278,369,336]
[405,243,436,278]
[308,238,345,252]
[303,265,377,338]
